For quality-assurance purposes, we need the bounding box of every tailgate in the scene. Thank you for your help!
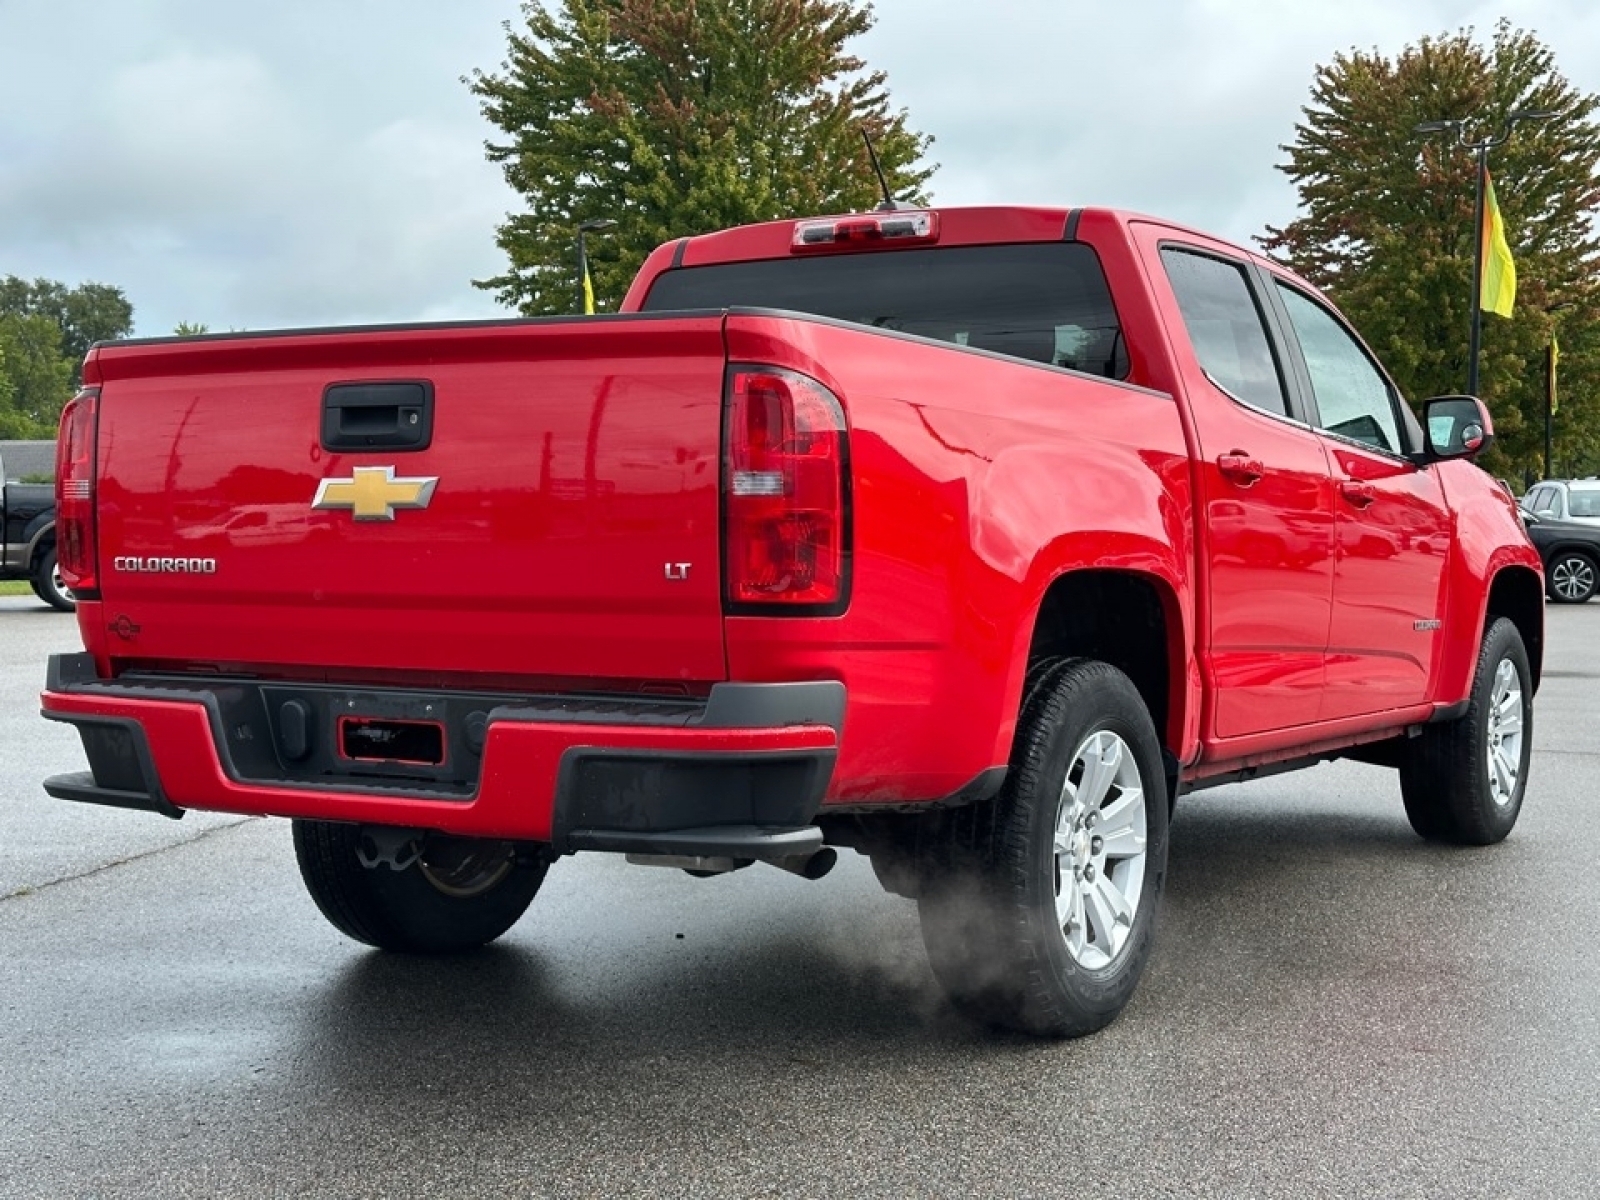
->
[88,316,730,685]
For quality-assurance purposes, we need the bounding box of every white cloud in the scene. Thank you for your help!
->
[0,0,1594,336]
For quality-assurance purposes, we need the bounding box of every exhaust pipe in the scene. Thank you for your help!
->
[770,847,837,881]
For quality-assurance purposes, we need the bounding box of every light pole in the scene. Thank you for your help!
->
[576,218,617,314]
[1414,109,1555,396]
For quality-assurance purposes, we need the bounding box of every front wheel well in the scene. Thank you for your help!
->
[1486,566,1543,691]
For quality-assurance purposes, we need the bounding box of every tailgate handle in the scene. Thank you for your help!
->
[321,381,434,452]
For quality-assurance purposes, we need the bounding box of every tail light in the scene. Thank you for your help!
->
[55,388,100,597]
[723,366,850,613]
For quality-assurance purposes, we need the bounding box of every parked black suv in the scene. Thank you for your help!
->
[1521,479,1600,604]
[0,450,73,611]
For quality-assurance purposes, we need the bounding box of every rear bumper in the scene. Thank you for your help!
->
[40,654,842,851]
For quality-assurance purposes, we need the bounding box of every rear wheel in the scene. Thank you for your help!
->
[31,546,74,612]
[917,659,1169,1038]
[1547,551,1597,603]
[1399,617,1532,845]
[292,820,548,953]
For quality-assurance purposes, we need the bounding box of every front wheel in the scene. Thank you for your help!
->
[1399,617,1532,845]
[917,659,1169,1038]
[293,821,549,953]
[1547,551,1597,603]
[31,546,75,612]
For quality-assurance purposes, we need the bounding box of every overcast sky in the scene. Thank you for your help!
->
[2,0,1596,338]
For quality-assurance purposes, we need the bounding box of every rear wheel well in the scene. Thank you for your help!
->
[30,533,55,574]
[836,570,1182,894]
[1487,567,1543,691]
[1025,570,1176,774]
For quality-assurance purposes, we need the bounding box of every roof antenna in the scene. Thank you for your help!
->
[861,130,907,211]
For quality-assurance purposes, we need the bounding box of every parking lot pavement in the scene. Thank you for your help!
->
[0,598,248,897]
[1,600,1596,1197]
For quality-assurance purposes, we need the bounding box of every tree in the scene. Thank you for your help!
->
[1261,22,1600,480]
[0,277,134,387]
[469,0,935,316]
[0,313,74,439]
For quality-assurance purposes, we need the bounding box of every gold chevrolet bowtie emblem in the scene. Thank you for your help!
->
[312,467,438,521]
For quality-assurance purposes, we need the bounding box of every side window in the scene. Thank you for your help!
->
[1569,489,1600,518]
[1275,284,1403,454]
[1530,487,1558,516]
[1161,248,1289,418]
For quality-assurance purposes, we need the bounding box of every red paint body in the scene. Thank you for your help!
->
[41,206,1542,838]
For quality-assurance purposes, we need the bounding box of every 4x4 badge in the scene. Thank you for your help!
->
[312,467,438,521]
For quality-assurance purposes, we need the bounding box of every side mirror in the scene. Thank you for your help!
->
[1421,395,1495,462]
[1520,510,1541,526]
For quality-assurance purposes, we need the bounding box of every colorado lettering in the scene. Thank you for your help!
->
[112,557,218,574]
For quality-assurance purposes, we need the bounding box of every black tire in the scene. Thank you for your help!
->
[1546,551,1597,603]
[292,820,548,953]
[917,658,1169,1038]
[31,545,75,612]
[1399,617,1532,845]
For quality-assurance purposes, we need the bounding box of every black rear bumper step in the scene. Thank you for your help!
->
[43,770,184,820]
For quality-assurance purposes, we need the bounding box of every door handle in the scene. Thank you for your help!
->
[1339,480,1376,508]
[1217,452,1264,485]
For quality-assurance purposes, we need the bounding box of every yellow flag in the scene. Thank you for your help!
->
[582,264,596,315]
[1480,171,1516,318]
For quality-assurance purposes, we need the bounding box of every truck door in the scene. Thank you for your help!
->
[1147,238,1337,739]
[1267,279,1450,720]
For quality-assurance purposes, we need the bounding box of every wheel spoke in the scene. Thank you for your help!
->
[1073,738,1117,810]
[1490,745,1515,800]
[1098,823,1147,860]
[1096,789,1146,858]
[1495,704,1523,738]
[1493,743,1519,791]
[1084,874,1133,953]
[1491,684,1516,732]
[1060,876,1087,949]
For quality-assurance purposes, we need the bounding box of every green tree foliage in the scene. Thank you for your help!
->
[0,277,134,386]
[0,313,75,439]
[469,0,936,316]
[0,277,133,438]
[1261,22,1600,481]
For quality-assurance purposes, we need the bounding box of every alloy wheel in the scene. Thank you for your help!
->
[1485,658,1525,808]
[1551,555,1595,602]
[1053,729,1149,970]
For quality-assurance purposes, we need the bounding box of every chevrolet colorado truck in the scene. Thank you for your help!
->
[1,450,72,611]
[39,206,1543,1037]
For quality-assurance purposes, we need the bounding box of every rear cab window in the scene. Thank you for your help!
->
[640,243,1129,379]
[1158,247,1291,418]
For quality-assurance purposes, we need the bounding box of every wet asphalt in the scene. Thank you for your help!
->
[1,596,1597,1199]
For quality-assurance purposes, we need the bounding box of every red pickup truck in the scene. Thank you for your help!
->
[41,205,1542,1037]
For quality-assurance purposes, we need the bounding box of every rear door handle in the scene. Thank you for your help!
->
[1217,452,1264,485]
[1339,480,1376,508]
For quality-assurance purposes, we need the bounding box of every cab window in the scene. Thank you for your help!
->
[1160,248,1290,419]
[1275,283,1404,454]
